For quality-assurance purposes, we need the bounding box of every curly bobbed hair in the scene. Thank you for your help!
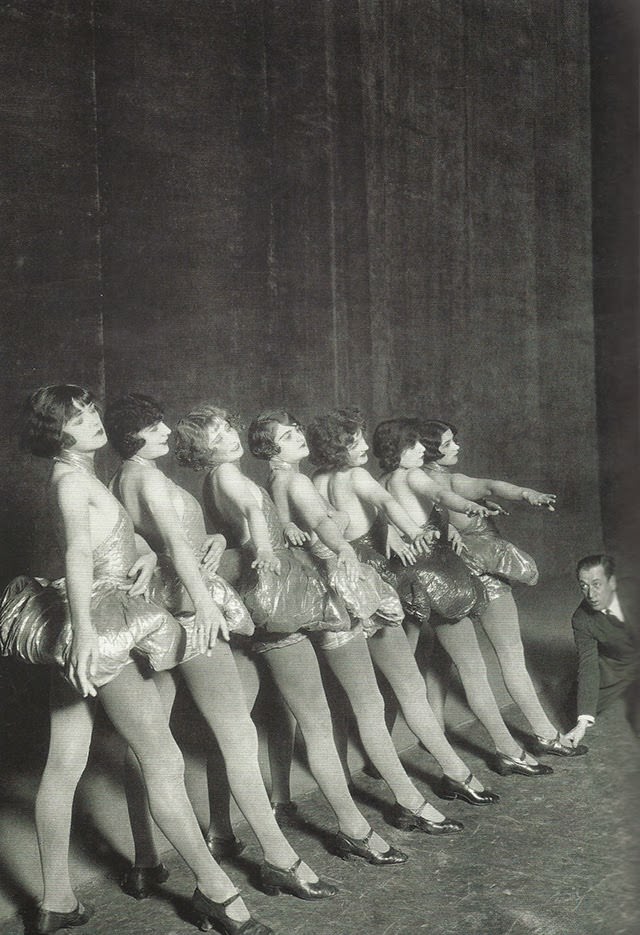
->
[20,384,99,458]
[372,418,422,472]
[306,407,367,469]
[104,393,164,460]
[174,404,243,471]
[416,419,457,464]
[248,410,301,460]
[576,553,615,580]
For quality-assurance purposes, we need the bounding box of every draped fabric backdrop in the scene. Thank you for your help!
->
[2,0,635,596]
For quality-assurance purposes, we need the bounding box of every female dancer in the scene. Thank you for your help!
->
[104,393,336,902]
[0,385,273,935]
[248,408,497,813]
[173,404,409,866]
[306,408,537,791]
[372,417,559,777]
[416,418,586,765]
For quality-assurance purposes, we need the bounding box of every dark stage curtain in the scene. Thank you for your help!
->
[1,1,606,586]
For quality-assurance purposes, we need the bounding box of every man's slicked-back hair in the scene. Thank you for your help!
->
[20,384,98,458]
[576,554,615,580]
[104,394,164,460]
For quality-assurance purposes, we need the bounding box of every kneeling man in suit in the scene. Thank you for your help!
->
[565,554,639,747]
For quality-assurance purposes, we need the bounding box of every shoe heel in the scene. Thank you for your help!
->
[332,846,351,861]
[260,883,281,897]
[197,919,214,932]
[494,761,509,776]
[438,791,456,801]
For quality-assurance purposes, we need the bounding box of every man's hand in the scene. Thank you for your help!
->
[564,721,588,747]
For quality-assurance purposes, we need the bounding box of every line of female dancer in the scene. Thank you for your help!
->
[0,386,586,935]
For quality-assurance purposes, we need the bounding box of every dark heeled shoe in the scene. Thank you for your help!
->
[259,856,338,900]
[387,801,464,835]
[494,749,553,777]
[531,732,588,757]
[271,801,298,825]
[439,773,500,806]
[35,903,93,934]
[205,834,247,861]
[332,827,408,865]
[192,888,273,935]
[120,862,170,900]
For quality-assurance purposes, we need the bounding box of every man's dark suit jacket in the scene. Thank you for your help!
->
[571,577,639,718]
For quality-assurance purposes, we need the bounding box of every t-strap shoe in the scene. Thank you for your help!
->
[531,732,588,757]
[192,889,273,935]
[332,827,408,865]
[259,856,338,899]
[387,800,464,834]
[35,903,93,934]
[439,773,500,806]
[494,748,553,777]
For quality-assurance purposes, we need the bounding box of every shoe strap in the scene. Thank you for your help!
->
[218,890,242,909]
[463,773,473,785]
[265,856,302,875]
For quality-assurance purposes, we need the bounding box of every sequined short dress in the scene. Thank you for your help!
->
[238,488,350,636]
[351,509,486,625]
[307,508,404,639]
[147,476,254,636]
[0,501,200,689]
[457,515,539,602]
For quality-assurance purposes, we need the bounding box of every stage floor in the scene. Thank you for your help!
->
[1,574,638,935]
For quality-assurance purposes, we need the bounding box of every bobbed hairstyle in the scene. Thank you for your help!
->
[576,554,615,580]
[372,418,422,472]
[104,393,164,460]
[248,410,301,460]
[20,384,98,458]
[306,407,366,469]
[173,404,242,471]
[416,419,457,464]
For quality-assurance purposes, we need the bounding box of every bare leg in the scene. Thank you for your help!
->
[124,670,177,868]
[367,627,485,784]
[322,632,445,820]
[434,617,538,763]
[98,665,249,923]
[181,643,317,878]
[263,638,391,850]
[479,593,557,739]
[37,673,95,913]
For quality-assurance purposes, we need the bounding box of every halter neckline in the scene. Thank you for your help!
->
[53,450,97,476]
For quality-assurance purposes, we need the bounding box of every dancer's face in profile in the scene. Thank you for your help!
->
[135,421,172,460]
[578,565,617,612]
[399,440,425,469]
[436,428,460,466]
[207,418,243,462]
[346,430,369,467]
[273,422,308,464]
[62,400,107,453]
